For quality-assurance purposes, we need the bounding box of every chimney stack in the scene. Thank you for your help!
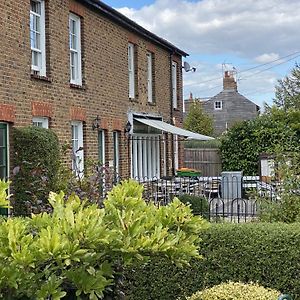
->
[223,71,237,91]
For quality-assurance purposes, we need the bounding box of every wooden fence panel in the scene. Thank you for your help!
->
[184,148,222,176]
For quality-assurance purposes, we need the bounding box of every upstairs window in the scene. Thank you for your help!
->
[128,43,135,98]
[30,0,46,76]
[69,13,82,85]
[147,52,154,103]
[172,61,177,109]
[214,101,222,110]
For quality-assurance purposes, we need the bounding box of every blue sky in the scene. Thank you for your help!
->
[104,0,300,108]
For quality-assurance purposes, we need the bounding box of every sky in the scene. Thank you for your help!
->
[104,0,300,108]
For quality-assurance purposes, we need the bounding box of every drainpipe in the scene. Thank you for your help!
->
[169,51,175,177]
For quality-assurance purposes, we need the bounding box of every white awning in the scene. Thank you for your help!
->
[134,118,214,140]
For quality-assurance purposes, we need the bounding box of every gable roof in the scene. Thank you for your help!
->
[208,90,260,109]
[80,0,189,57]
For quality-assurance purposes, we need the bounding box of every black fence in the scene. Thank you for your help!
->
[2,173,283,223]
[132,175,280,223]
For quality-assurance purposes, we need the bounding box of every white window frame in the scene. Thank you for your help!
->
[128,43,135,98]
[172,61,178,109]
[71,121,84,176]
[147,52,153,103]
[98,130,105,165]
[32,117,49,129]
[113,131,120,177]
[174,134,179,172]
[214,101,222,110]
[69,13,82,86]
[30,0,46,76]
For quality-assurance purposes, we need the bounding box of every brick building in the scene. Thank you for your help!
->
[0,0,212,182]
[185,71,260,135]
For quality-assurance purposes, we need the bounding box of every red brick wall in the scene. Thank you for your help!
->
[0,0,184,178]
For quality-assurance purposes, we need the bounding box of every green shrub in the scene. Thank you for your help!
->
[0,180,208,299]
[220,108,299,175]
[186,282,280,300]
[259,151,300,223]
[12,126,61,215]
[178,194,209,217]
[124,223,300,299]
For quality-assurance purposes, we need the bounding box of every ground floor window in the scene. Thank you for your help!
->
[98,130,106,165]
[0,123,8,215]
[113,131,120,178]
[174,134,179,172]
[131,135,160,180]
[71,121,84,176]
[32,117,49,128]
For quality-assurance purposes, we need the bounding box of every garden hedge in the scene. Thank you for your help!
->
[12,126,60,215]
[124,223,300,299]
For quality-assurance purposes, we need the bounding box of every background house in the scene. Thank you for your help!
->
[185,71,260,135]
[0,0,199,183]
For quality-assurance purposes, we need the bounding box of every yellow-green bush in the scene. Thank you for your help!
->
[187,282,280,300]
[0,179,208,299]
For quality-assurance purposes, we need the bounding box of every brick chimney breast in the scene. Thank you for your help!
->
[223,71,237,91]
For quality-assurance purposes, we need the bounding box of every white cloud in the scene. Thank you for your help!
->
[255,53,280,63]
[115,0,300,106]
[117,0,300,58]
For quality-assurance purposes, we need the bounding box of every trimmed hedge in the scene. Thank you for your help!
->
[178,194,209,217]
[187,282,280,300]
[124,223,300,299]
[12,126,60,215]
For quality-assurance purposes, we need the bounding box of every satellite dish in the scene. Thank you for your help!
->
[183,61,191,72]
[183,61,196,72]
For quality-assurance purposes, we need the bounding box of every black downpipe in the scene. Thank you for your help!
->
[169,52,175,177]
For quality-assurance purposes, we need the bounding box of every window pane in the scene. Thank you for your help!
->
[32,51,40,67]
[0,130,3,147]
[36,32,41,49]
[31,1,41,14]
[0,148,4,165]
[71,34,76,50]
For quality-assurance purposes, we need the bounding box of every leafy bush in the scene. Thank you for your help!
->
[12,126,61,215]
[259,152,300,223]
[178,194,209,217]
[220,108,299,175]
[186,282,280,300]
[124,223,300,299]
[0,180,208,299]
[0,180,10,209]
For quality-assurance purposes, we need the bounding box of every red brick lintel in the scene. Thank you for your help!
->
[0,104,16,123]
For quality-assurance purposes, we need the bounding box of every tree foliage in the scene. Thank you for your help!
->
[0,179,208,299]
[220,108,299,175]
[184,101,214,136]
[274,62,300,110]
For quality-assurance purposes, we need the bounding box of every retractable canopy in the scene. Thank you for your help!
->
[134,117,214,141]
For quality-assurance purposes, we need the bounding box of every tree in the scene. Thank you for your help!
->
[220,108,299,175]
[274,63,300,110]
[184,101,213,136]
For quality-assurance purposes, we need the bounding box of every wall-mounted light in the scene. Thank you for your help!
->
[124,121,132,136]
[92,115,100,130]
